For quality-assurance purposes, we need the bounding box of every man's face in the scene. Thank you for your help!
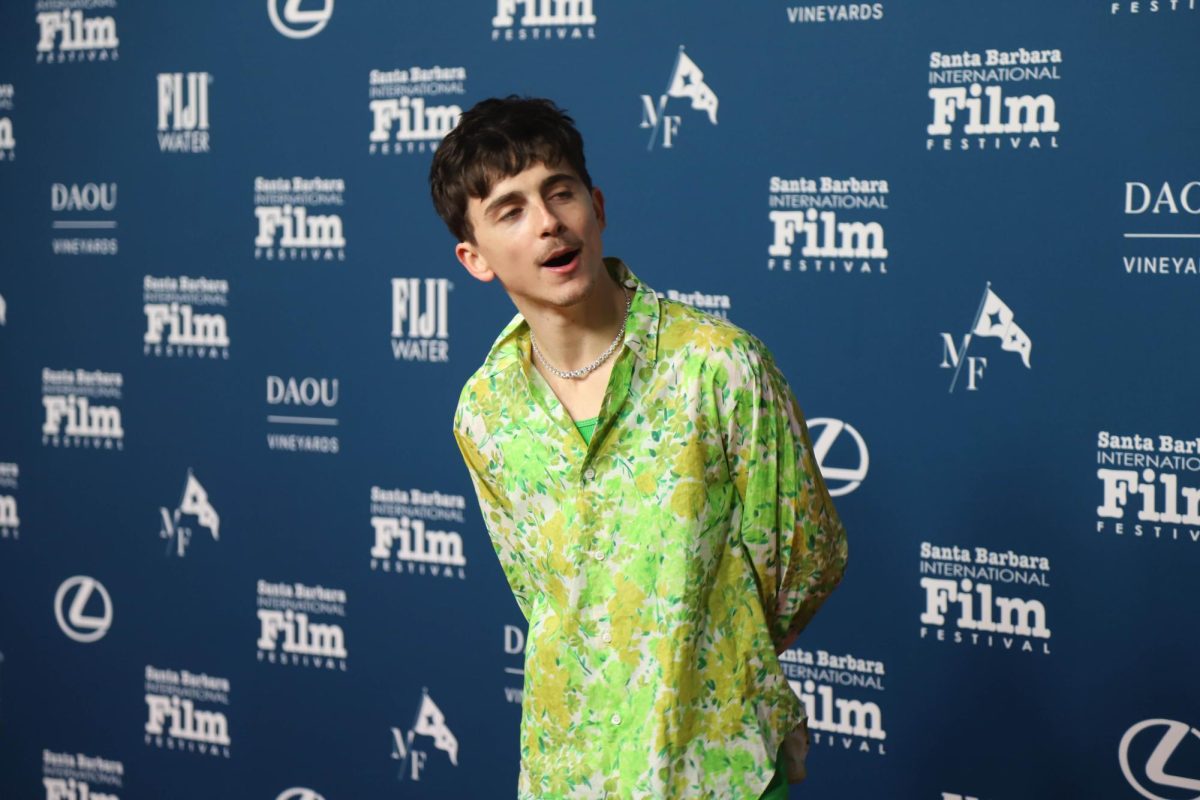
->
[455,161,607,311]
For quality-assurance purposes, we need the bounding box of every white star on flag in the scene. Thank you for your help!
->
[667,50,718,125]
[413,694,458,765]
[971,288,1032,367]
[180,471,220,539]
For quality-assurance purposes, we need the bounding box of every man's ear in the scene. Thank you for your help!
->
[591,186,606,232]
[455,240,495,282]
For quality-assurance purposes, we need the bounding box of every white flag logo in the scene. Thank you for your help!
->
[413,693,459,765]
[971,288,1032,368]
[667,49,718,125]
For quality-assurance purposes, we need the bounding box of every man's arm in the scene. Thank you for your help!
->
[720,340,848,653]
[453,407,536,621]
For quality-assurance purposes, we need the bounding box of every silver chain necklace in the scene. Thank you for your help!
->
[530,288,631,380]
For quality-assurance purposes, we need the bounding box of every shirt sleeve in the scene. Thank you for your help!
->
[453,404,536,621]
[720,340,848,653]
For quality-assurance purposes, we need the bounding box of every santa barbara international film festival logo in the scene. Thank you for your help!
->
[1119,718,1200,800]
[370,486,467,579]
[918,540,1052,655]
[0,83,14,161]
[266,375,340,455]
[640,46,719,151]
[807,418,869,497]
[143,275,230,359]
[51,181,118,256]
[268,0,334,39]
[939,283,1032,393]
[0,462,20,541]
[42,749,124,800]
[369,66,465,156]
[157,72,210,154]
[41,367,124,449]
[391,689,459,782]
[392,277,451,362]
[1095,430,1200,546]
[926,46,1061,152]
[143,664,231,758]
[1110,0,1198,15]
[766,176,889,276]
[35,0,119,64]
[54,575,112,643]
[781,644,887,755]
[256,580,348,671]
[254,176,345,261]
[491,0,596,41]
[158,469,219,557]
[663,287,731,319]
[1121,180,1200,278]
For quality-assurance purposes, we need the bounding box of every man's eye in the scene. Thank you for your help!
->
[552,190,574,201]
[500,208,521,221]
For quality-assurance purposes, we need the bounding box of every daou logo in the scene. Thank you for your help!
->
[52,183,116,211]
[807,418,868,497]
[54,576,112,643]
[276,790,326,800]
[269,0,334,39]
[1125,181,1200,216]
[267,376,339,407]
[1120,719,1200,800]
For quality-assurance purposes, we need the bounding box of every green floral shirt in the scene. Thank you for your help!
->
[453,259,847,799]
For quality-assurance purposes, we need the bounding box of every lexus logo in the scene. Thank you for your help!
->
[808,418,869,497]
[268,0,334,39]
[1120,719,1200,800]
[276,789,326,800]
[54,576,112,643]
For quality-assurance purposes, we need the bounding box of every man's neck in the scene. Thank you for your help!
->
[520,271,628,372]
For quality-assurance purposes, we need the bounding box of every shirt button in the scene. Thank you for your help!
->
[594,551,606,562]
[611,713,622,725]
[602,632,612,643]
[583,468,596,481]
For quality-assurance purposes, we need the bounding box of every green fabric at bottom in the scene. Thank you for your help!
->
[759,745,788,800]
[574,416,598,445]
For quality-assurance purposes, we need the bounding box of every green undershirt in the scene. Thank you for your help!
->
[574,416,598,444]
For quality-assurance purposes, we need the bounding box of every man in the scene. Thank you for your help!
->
[431,96,847,799]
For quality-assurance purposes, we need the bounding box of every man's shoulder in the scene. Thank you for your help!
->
[454,358,512,433]
[656,296,774,372]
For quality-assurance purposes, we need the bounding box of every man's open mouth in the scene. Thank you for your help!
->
[541,249,580,268]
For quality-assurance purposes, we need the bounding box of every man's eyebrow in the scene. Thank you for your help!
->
[540,173,577,191]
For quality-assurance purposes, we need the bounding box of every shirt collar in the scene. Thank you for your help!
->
[483,257,660,373]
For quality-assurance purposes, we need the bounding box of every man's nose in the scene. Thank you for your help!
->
[535,200,565,236]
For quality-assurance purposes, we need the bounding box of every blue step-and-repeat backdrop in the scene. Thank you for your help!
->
[1,2,1198,799]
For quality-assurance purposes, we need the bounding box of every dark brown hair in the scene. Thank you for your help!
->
[429,96,593,242]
